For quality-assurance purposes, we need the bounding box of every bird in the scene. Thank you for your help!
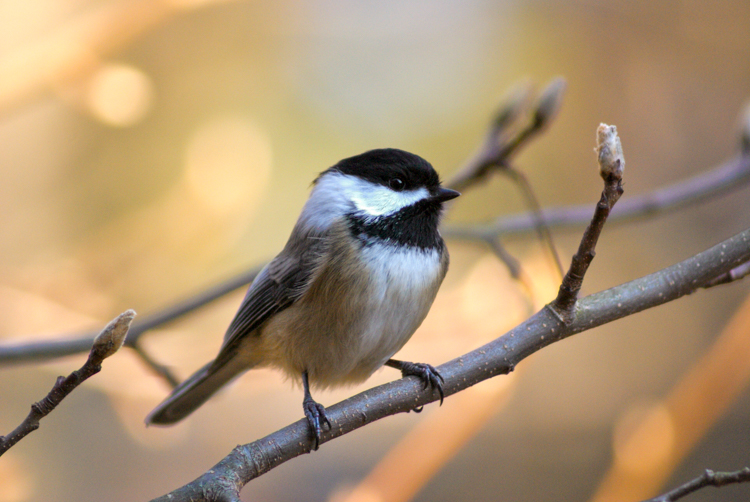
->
[146,148,460,449]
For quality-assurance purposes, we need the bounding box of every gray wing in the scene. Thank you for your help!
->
[210,226,329,369]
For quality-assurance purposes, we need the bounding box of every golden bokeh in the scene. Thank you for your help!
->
[612,401,675,474]
[0,1,749,501]
[0,453,33,502]
[85,62,154,126]
[184,116,273,216]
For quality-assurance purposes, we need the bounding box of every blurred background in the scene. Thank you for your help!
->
[1,0,750,501]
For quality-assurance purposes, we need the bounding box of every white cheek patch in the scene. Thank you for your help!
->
[350,184,429,217]
[301,172,430,230]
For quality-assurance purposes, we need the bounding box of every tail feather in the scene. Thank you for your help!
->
[146,359,249,425]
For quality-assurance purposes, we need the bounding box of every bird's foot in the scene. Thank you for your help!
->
[303,396,331,451]
[387,359,445,407]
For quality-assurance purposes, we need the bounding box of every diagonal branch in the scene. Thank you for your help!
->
[551,124,624,322]
[0,310,135,456]
[150,226,750,502]
[641,468,750,502]
[447,78,566,192]
[445,152,750,242]
[0,267,260,367]
[2,95,748,374]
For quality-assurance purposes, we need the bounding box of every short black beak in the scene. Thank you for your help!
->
[430,187,461,203]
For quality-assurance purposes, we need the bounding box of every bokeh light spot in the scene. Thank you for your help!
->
[184,116,273,216]
[459,254,527,336]
[85,62,154,127]
[0,453,34,502]
[613,401,675,473]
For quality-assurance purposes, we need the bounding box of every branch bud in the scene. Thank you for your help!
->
[596,123,625,180]
[492,80,533,131]
[92,310,136,360]
[533,77,566,129]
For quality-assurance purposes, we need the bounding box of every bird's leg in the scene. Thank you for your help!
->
[386,359,445,408]
[302,370,331,451]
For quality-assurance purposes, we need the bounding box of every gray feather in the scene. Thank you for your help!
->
[145,357,251,425]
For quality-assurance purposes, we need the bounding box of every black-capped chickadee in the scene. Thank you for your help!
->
[146,148,460,449]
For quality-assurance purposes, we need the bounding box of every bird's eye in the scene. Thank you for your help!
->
[389,178,405,191]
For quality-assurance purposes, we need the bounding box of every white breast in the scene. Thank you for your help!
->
[259,238,446,389]
[353,243,444,374]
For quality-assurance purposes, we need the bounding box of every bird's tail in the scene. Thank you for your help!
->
[145,358,251,426]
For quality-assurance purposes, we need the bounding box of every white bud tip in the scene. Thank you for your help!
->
[93,309,136,359]
[596,123,625,179]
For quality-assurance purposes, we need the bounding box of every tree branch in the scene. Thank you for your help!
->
[445,152,750,242]
[641,468,750,502]
[551,124,624,322]
[151,227,750,501]
[1,136,742,370]
[0,267,260,370]
[446,77,566,192]
[0,310,135,456]
[2,94,747,373]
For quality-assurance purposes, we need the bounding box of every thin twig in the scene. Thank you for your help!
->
[445,152,750,241]
[641,468,750,502]
[131,342,180,388]
[447,78,566,192]
[550,124,625,322]
[123,266,262,347]
[0,267,260,366]
[151,226,750,502]
[503,165,564,277]
[485,237,523,280]
[485,238,536,315]
[4,100,748,372]
[0,310,135,456]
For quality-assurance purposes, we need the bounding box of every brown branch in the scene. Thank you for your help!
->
[486,237,523,280]
[3,94,746,374]
[503,164,564,277]
[641,468,750,502]
[150,222,750,501]
[131,342,180,388]
[0,267,260,386]
[0,310,135,456]
[551,124,625,322]
[446,77,566,192]
[444,152,750,242]
[445,80,568,284]
[448,96,750,243]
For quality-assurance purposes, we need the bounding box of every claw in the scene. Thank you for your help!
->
[388,360,445,407]
[301,370,330,451]
[303,397,330,450]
